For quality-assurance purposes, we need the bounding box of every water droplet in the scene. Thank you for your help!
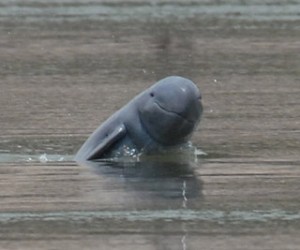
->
[182,180,187,208]
[39,153,48,163]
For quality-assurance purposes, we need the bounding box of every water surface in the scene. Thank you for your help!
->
[0,0,300,249]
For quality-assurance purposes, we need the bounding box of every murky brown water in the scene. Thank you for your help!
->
[1,1,300,249]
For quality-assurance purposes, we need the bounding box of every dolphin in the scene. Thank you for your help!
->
[75,76,203,162]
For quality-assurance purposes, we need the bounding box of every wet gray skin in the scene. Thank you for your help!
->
[75,76,203,162]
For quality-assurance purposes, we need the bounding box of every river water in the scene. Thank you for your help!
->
[0,1,300,249]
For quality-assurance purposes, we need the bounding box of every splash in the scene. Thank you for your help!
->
[139,142,207,164]
[0,142,206,164]
[0,153,73,163]
[94,141,206,165]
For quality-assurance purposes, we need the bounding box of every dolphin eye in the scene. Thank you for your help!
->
[150,92,154,97]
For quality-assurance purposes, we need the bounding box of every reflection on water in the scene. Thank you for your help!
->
[84,157,203,202]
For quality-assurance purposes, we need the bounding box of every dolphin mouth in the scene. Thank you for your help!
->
[154,102,195,124]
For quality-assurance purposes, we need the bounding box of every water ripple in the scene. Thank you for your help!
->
[1,2,300,22]
[1,209,299,223]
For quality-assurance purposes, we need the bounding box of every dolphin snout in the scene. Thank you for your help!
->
[179,97,202,123]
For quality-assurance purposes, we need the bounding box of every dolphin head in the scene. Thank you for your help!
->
[138,76,203,145]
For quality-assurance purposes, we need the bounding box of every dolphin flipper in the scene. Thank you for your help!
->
[87,124,127,160]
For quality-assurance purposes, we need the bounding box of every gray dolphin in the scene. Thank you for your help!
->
[75,76,203,162]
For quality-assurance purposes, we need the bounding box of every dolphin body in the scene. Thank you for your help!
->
[75,76,203,162]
